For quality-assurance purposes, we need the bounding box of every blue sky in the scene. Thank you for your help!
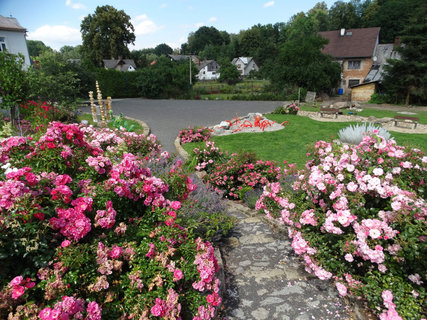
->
[1,0,337,51]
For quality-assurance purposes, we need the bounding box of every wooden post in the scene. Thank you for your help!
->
[88,91,97,122]
[96,81,106,126]
[106,96,112,120]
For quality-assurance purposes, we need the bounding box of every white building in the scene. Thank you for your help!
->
[196,60,220,81]
[0,15,31,67]
[231,57,259,77]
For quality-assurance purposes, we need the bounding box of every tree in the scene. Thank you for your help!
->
[328,1,359,30]
[218,60,240,85]
[27,50,79,107]
[59,45,82,60]
[382,0,427,105]
[360,0,412,43]
[80,5,135,66]
[154,43,173,56]
[187,27,228,54]
[0,52,29,126]
[26,40,53,58]
[270,34,341,93]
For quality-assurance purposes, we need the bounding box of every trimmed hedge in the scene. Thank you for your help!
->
[94,69,139,98]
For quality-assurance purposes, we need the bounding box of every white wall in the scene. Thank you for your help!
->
[0,30,31,67]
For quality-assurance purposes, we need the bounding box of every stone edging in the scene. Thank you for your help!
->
[122,116,151,136]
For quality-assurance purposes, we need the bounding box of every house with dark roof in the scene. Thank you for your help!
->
[319,27,380,94]
[231,57,259,77]
[0,15,31,67]
[168,54,200,65]
[196,60,220,80]
[103,58,136,72]
[350,43,401,101]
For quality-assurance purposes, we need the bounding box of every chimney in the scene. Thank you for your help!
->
[340,28,345,36]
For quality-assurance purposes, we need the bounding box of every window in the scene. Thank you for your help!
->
[348,60,361,70]
[348,79,360,88]
[0,37,6,52]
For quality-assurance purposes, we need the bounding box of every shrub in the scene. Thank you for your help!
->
[272,105,287,114]
[179,174,233,241]
[369,93,389,104]
[284,103,300,115]
[338,123,392,145]
[203,148,282,199]
[256,134,426,319]
[0,122,222,319]
[192,141,230,173]
[179,126,212,144]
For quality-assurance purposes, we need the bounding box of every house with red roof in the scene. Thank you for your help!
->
[319,27,380,95]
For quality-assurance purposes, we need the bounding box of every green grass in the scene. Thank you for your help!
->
[182,114,427,170]
[77,113,144,132]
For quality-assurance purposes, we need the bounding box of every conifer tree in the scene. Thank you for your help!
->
[382,0,427,105]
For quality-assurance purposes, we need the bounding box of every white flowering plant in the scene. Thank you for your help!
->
[256,132,426,319]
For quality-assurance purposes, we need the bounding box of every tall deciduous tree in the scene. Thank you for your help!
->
[270,34,340,93]
[26,40,52,58]
[80,5,135,66]
[382,0,427,105]
[187,26,228,54]
[328,1,359,29]
[154,43,173,56]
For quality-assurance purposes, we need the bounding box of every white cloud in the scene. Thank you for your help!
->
[132,14,163,36]
[27,25,81,50]
[263,1,274,8]
[65,0,86,10]
[208,17,217,22]
[194,22,204,29]
[160,3,168,8]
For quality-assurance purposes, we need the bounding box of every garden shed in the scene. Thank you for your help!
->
[350,81,377,102]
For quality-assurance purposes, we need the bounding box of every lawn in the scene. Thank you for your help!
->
[182,114,427,169]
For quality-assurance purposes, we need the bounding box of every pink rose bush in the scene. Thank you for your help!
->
[179,126,212,144]
[0,121,222,319]
[256,134,426,318]
[192,141,282,199]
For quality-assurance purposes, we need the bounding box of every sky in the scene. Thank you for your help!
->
[1,0,337,51]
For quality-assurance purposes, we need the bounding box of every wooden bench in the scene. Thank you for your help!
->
[319,108,340,119]
[394,115,418,129]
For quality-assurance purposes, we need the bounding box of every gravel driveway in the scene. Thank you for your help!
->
[82,98,285,153]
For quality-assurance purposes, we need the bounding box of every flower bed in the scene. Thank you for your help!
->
[256,133,426,319]
[191,140,282,199]
[0,122,222,319]
[179,126,212,144]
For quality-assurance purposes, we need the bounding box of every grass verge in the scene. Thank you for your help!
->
[182,114,427,170]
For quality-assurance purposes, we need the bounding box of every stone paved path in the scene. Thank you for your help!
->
[217,201,369,320]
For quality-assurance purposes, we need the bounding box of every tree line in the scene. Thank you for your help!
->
[22,0,427,104]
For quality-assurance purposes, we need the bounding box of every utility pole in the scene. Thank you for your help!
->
[189,55,192,86]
